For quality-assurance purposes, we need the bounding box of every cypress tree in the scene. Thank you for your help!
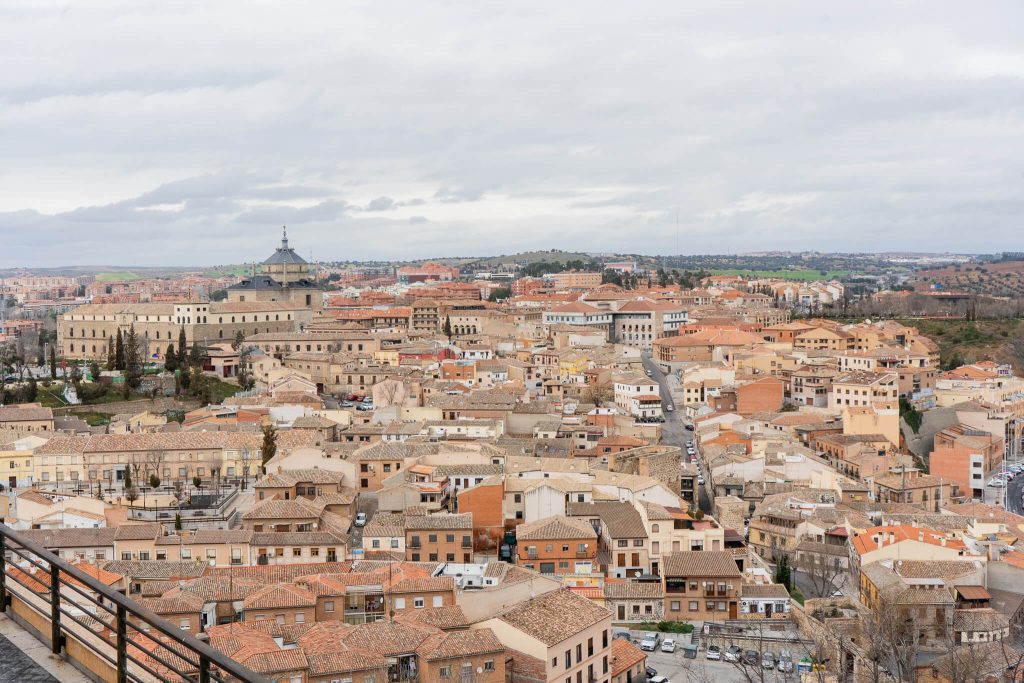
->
[124,324,143,389]
[261,424,278,469]
[164,344,178,372]
[114,329,125,370]
[49,346,57,379]
[177,327,188,368]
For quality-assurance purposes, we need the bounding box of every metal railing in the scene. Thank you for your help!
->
[0,524,267,683]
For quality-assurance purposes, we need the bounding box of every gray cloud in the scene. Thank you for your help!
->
[365,196,396,211]
[1,1,1023,266]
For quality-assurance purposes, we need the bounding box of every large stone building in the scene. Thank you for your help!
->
[226,227,323,311]
[58,231,320,360]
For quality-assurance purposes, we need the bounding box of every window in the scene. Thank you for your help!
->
[394,598,406,609]
[433,595,443,607]
[484,661,495,672]
[139,552,150,561]
[689,601,698,611]
[414,598,425,609]
[295,613,305,623]
[440,668,451,678]
[325,601,335,613]
[207,549,217,559]
[292,548,302,557]
[565,651,571,668]
[179,619,190,631]
[121,552,132,560]
[180,549,192,559]
[670,600,681,611]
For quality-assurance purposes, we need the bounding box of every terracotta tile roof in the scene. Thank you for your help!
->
[17,527,117,549]
[611,638,647,677]
[603,581,664,600]
[496,588,610,646]
[140,591,206,615]
[206,561,353,583]
[420,628,503,661]
[404,512,473,530]
[851,525,968,555]
[113,522,163,541]
[242,496,323,520]
[243,582,317,610]
[663,551,742,578]
[393,606,470,631]
[741,583,791,599]
[567,501,648,539]
[102,560,209,580]
[0,405,53,422]
[515,515,597,542]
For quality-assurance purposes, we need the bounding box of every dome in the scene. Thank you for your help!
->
[262,226,308,266]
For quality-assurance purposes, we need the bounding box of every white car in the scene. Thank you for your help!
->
[639,634,659,652]
[661,639,676,653]
[666,404,674,412]
[648,677,669,683]
[706,645,721,660]
[354,512,367,527]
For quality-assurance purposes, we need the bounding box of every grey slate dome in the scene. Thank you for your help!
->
[262,226,308,266]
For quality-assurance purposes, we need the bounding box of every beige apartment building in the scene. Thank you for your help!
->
[479,588,613,683]
[829,371,899,411]
[0,405,55,432]
[663,550,742,621]
[548,271,603,289]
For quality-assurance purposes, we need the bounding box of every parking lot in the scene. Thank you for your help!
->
[644,645,802,683]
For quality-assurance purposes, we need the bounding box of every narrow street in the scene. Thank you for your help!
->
[642,352,712,512]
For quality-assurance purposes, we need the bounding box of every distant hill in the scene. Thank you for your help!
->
[915,261,1024,298]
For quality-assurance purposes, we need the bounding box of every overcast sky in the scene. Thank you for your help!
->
[2,1,1023,267]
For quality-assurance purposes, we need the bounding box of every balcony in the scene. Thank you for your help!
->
[0,525,266,682]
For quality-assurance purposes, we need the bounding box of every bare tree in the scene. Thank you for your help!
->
[145,449,166,484]
[794,551,848,598]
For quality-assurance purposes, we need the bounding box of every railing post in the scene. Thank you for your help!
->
[49,561,63,654]
[199,654,211,683]
[116,604,128,683]
[0,533,7,612]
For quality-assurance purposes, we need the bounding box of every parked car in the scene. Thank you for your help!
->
[778,650,794,673]
[356,403,374,411]
[645,666,658,678]
[640,634,660,652]
[706,645,721,660]
[661,639,676,653]
[685,424,694,431]
[724,645,743,663]
[354,512,367,527]
[685,441,694,447]
[648,677,669,683]
[762,652,775,670]
[744,650,759,666]
[666,404,674,412]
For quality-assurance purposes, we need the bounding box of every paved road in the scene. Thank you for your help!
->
[1004,468,1024,515]
[641,353,710,512]
[645,644,795,683]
